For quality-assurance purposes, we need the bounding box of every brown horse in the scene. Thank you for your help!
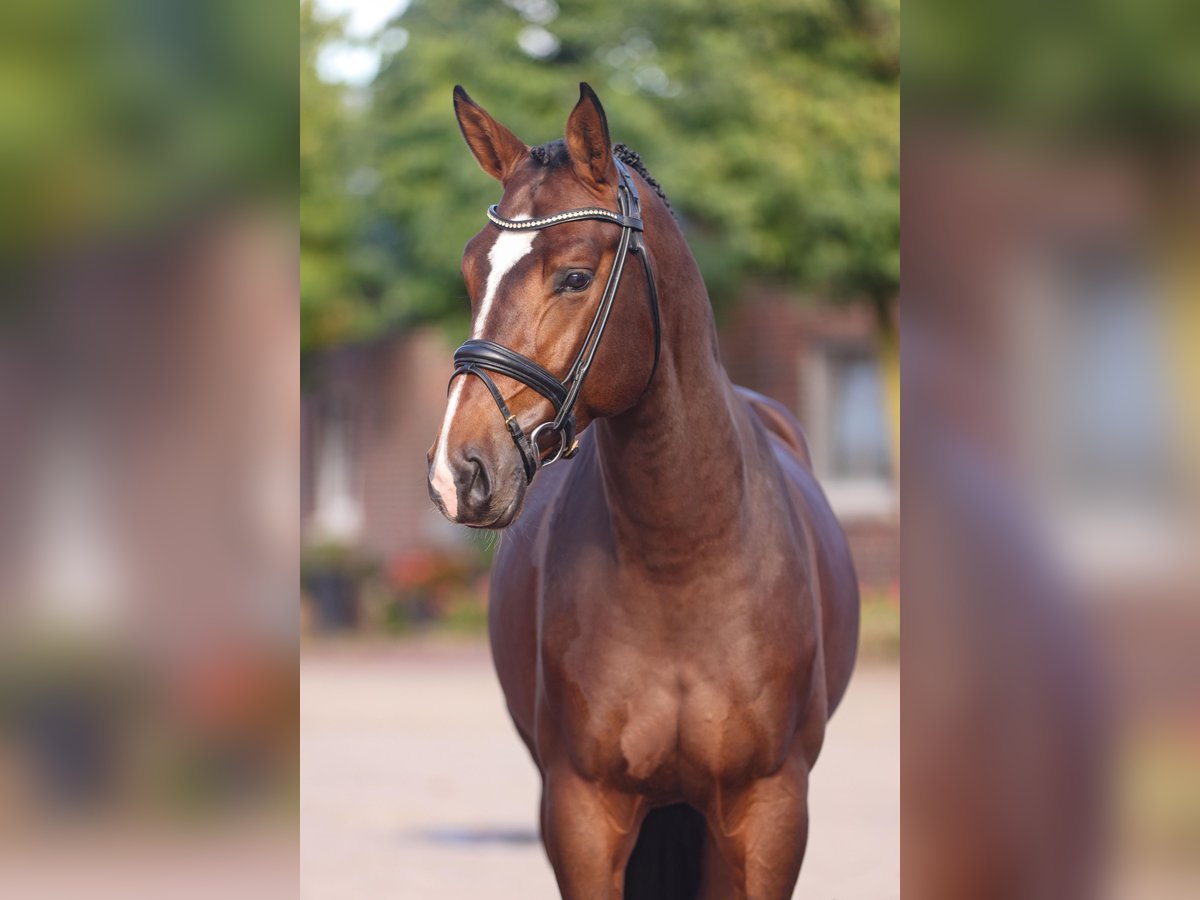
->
[428,83,859,900]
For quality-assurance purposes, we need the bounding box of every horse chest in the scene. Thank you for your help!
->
[528,486,820,793]
[540,616,806,794]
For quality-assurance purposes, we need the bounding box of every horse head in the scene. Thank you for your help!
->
[428,84,661,528]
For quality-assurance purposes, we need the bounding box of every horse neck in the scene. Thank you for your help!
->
[593,204,751,577]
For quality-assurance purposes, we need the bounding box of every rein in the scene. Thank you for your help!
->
[451,157,661,482]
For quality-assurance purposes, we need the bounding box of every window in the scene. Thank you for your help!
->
[311,397,363,543]
[829,350,893,481]
[1010,247,1185,582]
[805,343,896,519]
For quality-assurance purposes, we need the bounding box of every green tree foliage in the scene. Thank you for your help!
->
[301,0,899,349]
[4,0,294,262]
[906,0,1200,144]
[301,0,363,349]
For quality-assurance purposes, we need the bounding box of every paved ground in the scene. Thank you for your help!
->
[301,640,899,899]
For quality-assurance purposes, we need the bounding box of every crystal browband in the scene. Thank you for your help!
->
[486,205,644,232]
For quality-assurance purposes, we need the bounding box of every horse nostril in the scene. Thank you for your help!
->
[462,454,491,511]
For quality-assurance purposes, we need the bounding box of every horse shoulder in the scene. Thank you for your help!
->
[730,383,859,718]
[487,461,574,767]
[768,426,861,720]
[487,436,612,765]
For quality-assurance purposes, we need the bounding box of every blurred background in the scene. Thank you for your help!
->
[0,1,297,897]
[299,0,900,897]
[904,1,1200,898]
[9,0,1194,897]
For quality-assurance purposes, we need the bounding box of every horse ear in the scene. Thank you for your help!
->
[565,82,615,188]
[453,86,528,183]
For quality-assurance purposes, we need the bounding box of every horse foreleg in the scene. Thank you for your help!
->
[702,754,810,900]
[540,764,646,899]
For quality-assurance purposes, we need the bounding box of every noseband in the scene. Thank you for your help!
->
[451,158,661,483]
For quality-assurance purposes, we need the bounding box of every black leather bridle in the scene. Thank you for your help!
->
[451,157,661,483]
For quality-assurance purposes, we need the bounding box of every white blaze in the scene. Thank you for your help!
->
[430,219,536,516]
[472,220,536,338]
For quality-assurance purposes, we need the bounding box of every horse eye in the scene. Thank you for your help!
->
[562,271,592,292]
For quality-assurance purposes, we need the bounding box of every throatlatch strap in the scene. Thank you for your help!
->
[632,242,661,400]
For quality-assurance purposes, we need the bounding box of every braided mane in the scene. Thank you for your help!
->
[529,140,673,215]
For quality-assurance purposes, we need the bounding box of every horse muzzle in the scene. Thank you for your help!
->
[427,440,527,529]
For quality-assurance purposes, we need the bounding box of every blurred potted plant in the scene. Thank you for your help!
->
[301,542,375,632]
[386,546,487,629]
